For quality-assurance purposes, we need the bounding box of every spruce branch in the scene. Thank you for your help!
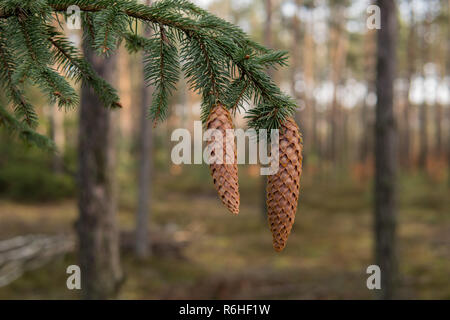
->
[0,0,298,147]
[0,103,55,150]
[93,3,129,56]
[143,25,180,123]
[0,22,38,127]
[47,25,121,108]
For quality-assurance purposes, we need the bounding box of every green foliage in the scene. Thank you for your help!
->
[144,27,180,122]
[0,164,75,201]
[0,103,55,149]
[0,0,298,146]
[47,25,121,108]
[0,135,75,201]
[93,4,129,55]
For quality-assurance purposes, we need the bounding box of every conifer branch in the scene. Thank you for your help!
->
[0,103,55,150]
[0,22,38,127]
[0,0,297,146]
[47,25,120,107]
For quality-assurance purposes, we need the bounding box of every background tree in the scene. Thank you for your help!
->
[135,0,154,259]
[374,0,398,300]
[327,0,348,165]
[418,8,431,169]
[77,41,123,299]
[400,0,416,168]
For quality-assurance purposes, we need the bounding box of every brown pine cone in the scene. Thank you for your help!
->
[266,117,303,251]
[206,104,240,215]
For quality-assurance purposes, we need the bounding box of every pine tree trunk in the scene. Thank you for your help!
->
[328,6,347,164]
[418,9,432,169]
[447,0,450,187]
[401,81,411,167]
[291,0,306,145]
[360,29,375,163]
[434,103,443,158]
[135,5,154,257]
[77,42,123,299]
[135,86,153,258]
[374,0,397,300]
[418,102,428,169]
[400,1,415,168]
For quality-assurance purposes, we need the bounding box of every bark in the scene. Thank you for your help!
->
[291,0,306,142]
[135,2,154,258]
[434,103,443,158]
[304,17,317,154]
[418,9,432,169]
[360,28,376,163]
[418,103,429,168]
[374,0,398,300]
[447,0,450,186]
[264,0,273,58]
[400,1,415,168]
[77,42,122,299]
[328,7,348,164]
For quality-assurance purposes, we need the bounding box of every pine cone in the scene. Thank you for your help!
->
[206,104,240,215]
[266,117,303,251]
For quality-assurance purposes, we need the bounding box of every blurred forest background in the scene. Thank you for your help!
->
[0,0,449,299]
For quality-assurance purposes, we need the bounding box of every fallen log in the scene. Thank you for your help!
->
[0,234,75,287]
[0,227,192,287]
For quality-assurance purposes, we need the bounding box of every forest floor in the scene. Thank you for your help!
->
[0,167,449,299]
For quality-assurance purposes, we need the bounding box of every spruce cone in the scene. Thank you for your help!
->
[266,117,303,251]
[206,104,240,215]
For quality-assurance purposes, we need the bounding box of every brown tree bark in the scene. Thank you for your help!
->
[434,104,443,158]
[290,0,305,136]
[77,41,123,299]
[135,1,154,258]
[418,102,429,168]
[400,0,416,168]
[418,9,432,169]
[328,6,348,164]
[374,0,398,300]
[360,28,376,163]
[447,0,450,186]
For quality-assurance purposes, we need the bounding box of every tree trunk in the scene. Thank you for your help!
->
[374,0,397,300]
[77,41,123,299]
[400,1,415,168]
[418,102,428,169]
[260,0,273,219]
[434,103,443,158]
[291,0,306,147]
[360,28,375,163]
[135,2,154,258]
[447,0,450,186]
[418,9,432,169]
[328,6,347,164]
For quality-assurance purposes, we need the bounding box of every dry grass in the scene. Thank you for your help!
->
[0,169,448,299]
